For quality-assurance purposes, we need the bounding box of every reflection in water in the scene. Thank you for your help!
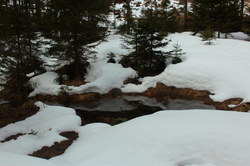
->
[67,95,214,112]
[46,96,215,125]
[46,95,215,112]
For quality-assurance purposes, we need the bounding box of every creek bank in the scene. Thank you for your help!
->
[33,83,250,112]
[30,131,78,159]
[139,83,250,112]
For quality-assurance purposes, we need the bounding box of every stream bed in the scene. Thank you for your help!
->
[46,95,215,125]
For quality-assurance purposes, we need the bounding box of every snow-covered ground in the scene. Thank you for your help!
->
[0,102,81,155]
[1,1,250,165]
[29,32,250,103]
[1,103,250,166]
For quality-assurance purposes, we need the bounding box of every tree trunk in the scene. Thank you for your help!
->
[125,0,132,33]
[73,34,83,80]
[183,0,188,30]
[241,0,245,18]
[35,0,42,19]
[218,31,220,38]
[241,0,245,30]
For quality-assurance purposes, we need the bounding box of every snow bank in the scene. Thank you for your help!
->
[51,110,250,166]
[122,32,250,102]
[29,35,137,96]
[220,32,250,41]
[0,102,81,155]
[29,32,250,102]
[29,72,60,97]
[1,105,250,166]
[0,150,57,166]
[70,62,136,94]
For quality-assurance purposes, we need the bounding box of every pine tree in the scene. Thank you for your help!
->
[43,0,111,80]
[158,0,180,34]
[0,0,43,87]
[169,42,185,64]
[216,0,241,35]
[180,0,188,30]
[120,7,175,76]
[0,0,44,105]
[201,27,216,45]
[240,0,245,25]
[116,0,133,34]
[244,7,250,36]
[192,0,241,37]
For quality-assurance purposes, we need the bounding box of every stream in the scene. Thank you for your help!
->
[46,95,215,125]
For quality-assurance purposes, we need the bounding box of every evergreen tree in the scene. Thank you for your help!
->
[0,0,44,105]
[120,7,174,76]
[180,0,188,30]
[0,0,43,88]
[158,0,180,34]
[201,27,216,45]
[240,0,245,25]
[43,0,110,80]
[242,6,250,35]
[116,0,133,34]
[169,42,185,64]
[192,0,241,37]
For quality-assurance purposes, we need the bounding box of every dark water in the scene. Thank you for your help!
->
[69,95,214,111]
[46,95,215,125]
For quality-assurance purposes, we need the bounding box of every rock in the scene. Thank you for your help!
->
[142,83,211,101]
[107,58,116,63]
[151,61,166,73]
[172,57,182,64]
[107,88,122,97]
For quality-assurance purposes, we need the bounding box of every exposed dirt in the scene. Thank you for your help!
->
[33,93,102,105]
[62,79,88,86]
[0,133,25,143]
[32,83,250,112]
[30,131,78,159]
[136,83,249,112]
[0,101,39,128]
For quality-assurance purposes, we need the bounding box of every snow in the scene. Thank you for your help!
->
[29,72,60,97]
[29,35,137,97]
[0,102,81,155]
[220,32,250,41]
[70,61,136,94]
[122,32,250,102]
[2,1,250,165]
[29,32,250,102]
[1,103,250,166]
[50,110,250,166]
[0,150,58,166]
[228,104,237,108]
